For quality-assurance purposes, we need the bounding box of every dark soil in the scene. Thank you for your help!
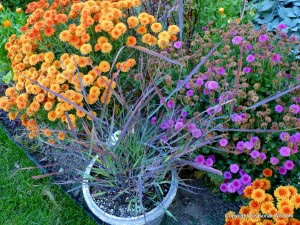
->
[0,84,241,225]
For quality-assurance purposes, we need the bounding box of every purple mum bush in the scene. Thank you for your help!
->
[155,21,300,199]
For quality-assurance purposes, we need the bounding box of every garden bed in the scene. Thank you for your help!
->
[0,87,240,225]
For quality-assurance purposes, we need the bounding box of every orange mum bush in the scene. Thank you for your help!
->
[0,0,180,138]
[224,179,300,225]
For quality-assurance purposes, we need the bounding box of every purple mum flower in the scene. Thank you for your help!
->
[270,157,279,165]
[181,111,188,118]
[205,158,214,167]
[250,136,260,145]
[250,150,260,159]
[230,164,239,174]
[205,81,219,90]
[196,78,204,86]
[275,104,284,113]
[279,166,287,175]
[246,55,255,62]
[246,44,253,51]
[258,34,269,42]
[186,90,194,97]
[219,138,228,147]
[271,53,281,62]
[260,152,266,161]
[174,41,182,49]
[279,147,291,157]
[277,23,287,30]
[240,174,252,185]
[192,129,202,138]
[231,114,243,123]
[239,169,246,176]
[195,155,205,164]
[217,67,226,75]
[224,171,232,179]
[244,141,254,150]
[151,117,156,125]
[220,183,228,193]
[280,132,290,142]
[227,182,236,193]
[243,67,252,74]
[232,179,242,190]
[236,141,244,151]
[284,160,295,170]
[167,100,175,109]
[289,104,300,114]
[232,36,243,45]
[175,121,184,130]
[187,123,197,133]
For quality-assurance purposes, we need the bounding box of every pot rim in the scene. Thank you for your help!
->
[82,155,178,223]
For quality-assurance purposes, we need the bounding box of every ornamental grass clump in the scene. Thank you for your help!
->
[0,0,179,138]
[224,178,300,225]
[157,21,300,198]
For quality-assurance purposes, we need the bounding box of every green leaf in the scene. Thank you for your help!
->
[2,71,13,84]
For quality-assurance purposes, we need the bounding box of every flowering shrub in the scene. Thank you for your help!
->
[156,21,300,197]
[0,0,179,138]
[225,178,300,225]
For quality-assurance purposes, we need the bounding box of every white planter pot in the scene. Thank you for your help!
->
[82,156,178,225]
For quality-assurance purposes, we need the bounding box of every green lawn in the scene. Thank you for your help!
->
[0,126,98,225]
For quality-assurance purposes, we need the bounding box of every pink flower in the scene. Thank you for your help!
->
[260,152,266,161]
[243,67,252,74]
[196,78,204,86]
[240,174,252,185]
[250,150,260,159]
[280,132,290,142]
[205,81,219,90]
[246,55,255,62]
[246,44,252,51]
[250,136,260,145]
[174,41,182,49]
[277,23,287,30]
[195,155,205,164]
[187,123,197,133]
[219,138,228,147]
[279,146,291,157]
[230,164,239,173]
[275,105,284,113]
[258,34,268,42]
[167,100,175,108]
[231,114,242,123]
[192,129,202,138]
[271,53,281,62]
[175,121,184,130]
[186,90,194,97]
[224,171,232,179]
[232,36,243,45]
[284,160,295,170]
[151,117,156,125]
[181,111,187,118]
[205,158,214,167]
[244,141,253,150]
[236,141,244,151]
[217,67,226,75]
[270,157,279,165]
[220,183,228,192]
[279,166,287,175]
[289,104,300,114]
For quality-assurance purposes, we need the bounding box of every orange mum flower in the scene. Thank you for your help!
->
[3,20,11,27]
[249,200,260,211]
[151,23,162,33]
[158,31,171,40]
[251,188,266,203]
[80,44,92,55]
[167,25,180,35]
[287,186,298,197]
[101,42,112,53]
[136,25,147,35]
[82,74,94,86]
[47,111,57,121]
[58,132,66,141]
[44,102,53,111]
[127,16,139,28]
[99,61,110,73]
[44,27,55,36]
[260,201,275,214]
[274,186,291,200]
[279,205,294,215]
[262,168,272,177]
[59,30,71,42]
[252,179,263,189]
[158,38,169,49]
[126,36,136,46]
[260,178,271,191]
[291,194,300,208]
